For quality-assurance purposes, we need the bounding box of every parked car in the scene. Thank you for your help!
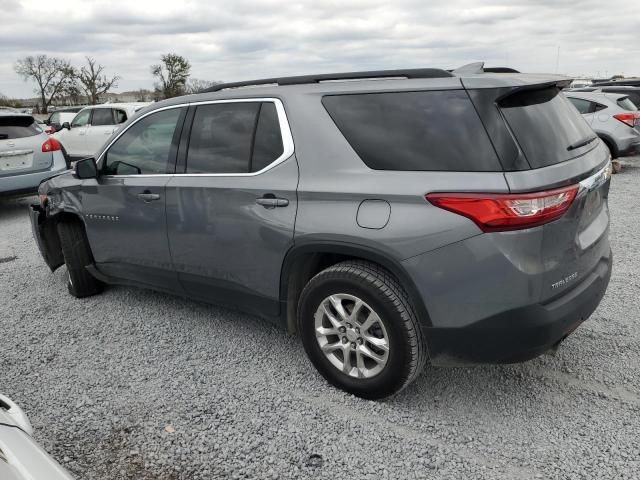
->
[53,103,150,162]
[0,394,74,480]
[569,85,640,109]
[30,65,612,399]
[44,107,84,135]
[0,112,67,196]
[564,91,640,158]
[593,78,640,87]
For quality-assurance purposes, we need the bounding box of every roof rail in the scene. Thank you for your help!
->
[203,68,454,92]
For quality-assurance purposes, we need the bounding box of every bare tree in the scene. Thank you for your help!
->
[77,57,120,105]
[14,55,74,113]
[186,78,220,94]
[135,89,152,102]
[151,53,191,99]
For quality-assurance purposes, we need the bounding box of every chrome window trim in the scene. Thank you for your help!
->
[97,98,294,178]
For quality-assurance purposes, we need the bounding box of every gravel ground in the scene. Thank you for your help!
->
[1,160,640,480]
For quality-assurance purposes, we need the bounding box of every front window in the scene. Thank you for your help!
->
[71,110,91,128]
[102,108,183,175]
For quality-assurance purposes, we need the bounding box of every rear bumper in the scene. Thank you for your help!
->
[0,164,67,195]
[425,252,612,365]
[617,140,640,157]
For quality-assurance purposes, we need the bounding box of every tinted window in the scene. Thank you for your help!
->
[71,110,91,128]
[322,90,501,171]
[186,103,259,174]
[500,88,595,168]
[568,97,593,114]
[91,108,115,126]
[617,97,638,111]
[0,116,41,139]
[251,103,284,172]
[625,93,640,108]
[114,109,127,124]
[103,108,182,175]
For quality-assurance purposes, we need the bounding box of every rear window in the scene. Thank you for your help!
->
[0,116,42,140]
[322,90,502,171]
[616,97,638,111]
[500,88,595,168]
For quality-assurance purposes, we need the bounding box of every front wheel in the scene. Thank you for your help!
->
[57,220,104,298]
[298,260,426,399]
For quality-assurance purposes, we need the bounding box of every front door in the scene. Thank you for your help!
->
[59,109,91,157]
[82,106,186,291]
[165,100,297,316]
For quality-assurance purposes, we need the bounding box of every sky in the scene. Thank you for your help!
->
[2,0,639,98]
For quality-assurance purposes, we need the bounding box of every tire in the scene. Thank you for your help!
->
[298,260,426,400]
[57,219,103,298]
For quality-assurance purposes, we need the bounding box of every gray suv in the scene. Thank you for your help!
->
[30,64,612,399]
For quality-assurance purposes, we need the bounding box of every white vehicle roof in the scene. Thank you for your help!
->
[76,102,152,116]
[564,91,631,107]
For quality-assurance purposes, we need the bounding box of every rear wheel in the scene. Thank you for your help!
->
[57,220,103,298]
[298,260,426,399]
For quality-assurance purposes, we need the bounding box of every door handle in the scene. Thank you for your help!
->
[256,195,289,208]
[137,191,161,202]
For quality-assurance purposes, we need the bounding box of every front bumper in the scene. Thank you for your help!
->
[425,253,612,365]
[29,204,64,272]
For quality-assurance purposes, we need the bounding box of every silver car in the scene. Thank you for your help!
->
[0,112,68,196]
[564,91,640,158]
[0,394,74,480]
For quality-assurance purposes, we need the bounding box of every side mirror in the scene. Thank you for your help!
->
[74,157,98,179]
[62,122,71,130]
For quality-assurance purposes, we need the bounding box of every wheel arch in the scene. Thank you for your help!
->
[280,241,432,334]
[597,133,619,158]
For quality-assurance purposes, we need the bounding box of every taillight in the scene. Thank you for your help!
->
[613,112,640,128]
[42,137,62,152]
[44,126,54,135]
[426,185,579,232]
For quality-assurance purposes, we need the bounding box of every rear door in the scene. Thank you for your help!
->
[0,116,52,176]
[493,86,611,302]
[82,106,187,290]
[165,99,297,317]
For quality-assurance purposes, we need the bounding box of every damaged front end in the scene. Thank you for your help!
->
[29,202,64,272]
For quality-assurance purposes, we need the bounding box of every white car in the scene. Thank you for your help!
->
[0,394,74,480]
[53,103,150,162]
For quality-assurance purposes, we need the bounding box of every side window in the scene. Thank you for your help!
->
[71,110,91,128]
[114,109,127,124]
[251,103,284,172]
[91,108,115,126]
[323,90,502,171]
[186,103,259,174]
[568,97,592,114]
[103,108,183,175]
[593,103,607,112]
[49,112,60,124]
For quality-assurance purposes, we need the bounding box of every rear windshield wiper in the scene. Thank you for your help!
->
[567,135,598,151]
